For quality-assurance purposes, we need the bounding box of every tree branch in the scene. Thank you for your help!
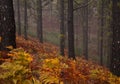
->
[73,0,93,11]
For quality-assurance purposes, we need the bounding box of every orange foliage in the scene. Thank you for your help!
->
[0,36,119,84]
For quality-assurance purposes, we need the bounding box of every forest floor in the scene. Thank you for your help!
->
[0,36,120,84]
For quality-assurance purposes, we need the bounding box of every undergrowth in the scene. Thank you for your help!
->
[0,36,120,84]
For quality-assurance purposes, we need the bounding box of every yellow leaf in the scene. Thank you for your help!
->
[51,58,59,64]
[6,46,13,50]
[27,57,33,62]
[60,81,64,84]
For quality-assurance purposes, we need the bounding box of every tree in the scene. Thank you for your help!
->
[37,0,43,43]
[24,0,28,40]
[0,0,16,50]
[17,0,21,35]
[68,0,75,59]
[98,0,104,65]
[82,0,89,60]
[110,0,120,76]
[60,0,65,56]
[49,0,53,29]
[106,0,112,68]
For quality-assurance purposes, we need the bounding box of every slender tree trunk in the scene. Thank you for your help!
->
[0,0,16,50]
[68,0,75,59]
[110,0,120,76]
[24,0,28,40]
[83,0,88,60]
[60,0,65,56]
[49,0,52,29]
[106,0,112,68]
[17,0,21,35]
[37,0,43,43]
[99,0,104,65]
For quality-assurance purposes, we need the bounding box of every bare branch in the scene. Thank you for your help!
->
[73,0,93,11]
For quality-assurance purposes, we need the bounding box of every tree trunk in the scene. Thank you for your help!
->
[110,0,120,76]
[68,0,75,59]
[82,0,88,60]
[60,0,65,56]
[24,0,28,40]
[37,0,43,43]
[0,0,16,50]
[106,0,112,68]
[49,0,52,29]
[99,0,104,65]
[17,0,21,35]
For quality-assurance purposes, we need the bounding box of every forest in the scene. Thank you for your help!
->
[0,0,120,84]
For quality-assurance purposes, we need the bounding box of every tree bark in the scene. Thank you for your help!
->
[17,0,21,35]
[110,0,120,76]
[60,0,65,56]
[98,0,104,65]
[0,0,16,50]
[106,0,112,68]
[24,0,28,40]
[68,0,75,59]
[37,0,43,43]
[82,0,88,60]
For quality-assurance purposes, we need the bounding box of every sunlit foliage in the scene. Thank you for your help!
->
[0,48,40,84]
[0,36,120,84]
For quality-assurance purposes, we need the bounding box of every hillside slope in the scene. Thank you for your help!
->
[0,36,119,84]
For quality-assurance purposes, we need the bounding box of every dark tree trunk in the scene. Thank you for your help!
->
[49,0,52,29]
[0,0,16,51]
[17,0,21,35]
[68,0,75,59]
[82,0,88,60]
[110,0,120,76]
[99,0,104,65]
[60,0,65,56]
[24,0,28,40]
[106,0,112,68]
[37,0,43,43]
